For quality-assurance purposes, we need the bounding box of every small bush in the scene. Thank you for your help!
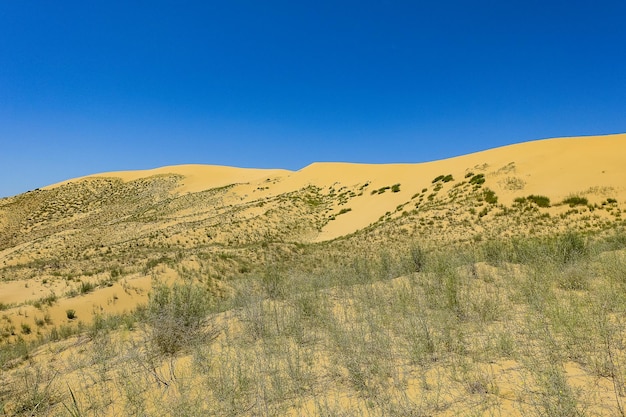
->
[372,186,391,195]
[527,195,551,207]
[483,188,498,204]
[391,183,401,193]
[80,281,95,294]
[432,175,445,183]
[261,269,288,299]
[556,231,588,264]
[20,323,31,335]
[147,282,215,356]
[408,245,426,272]
[469,174,485,185]
[563,196,588,207]
[66,309,77,320]
[442,174,454,183]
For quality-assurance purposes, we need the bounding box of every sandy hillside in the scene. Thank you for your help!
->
[44,164,292,194]
[261,133,626,240]
[42,133,626,243]
[2,132,625,335]
[2,133,626,417]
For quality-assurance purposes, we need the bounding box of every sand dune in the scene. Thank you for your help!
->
[47,133,625,203]
[2,133,626,416]
[45,164,292,194]
[38,133,626,242]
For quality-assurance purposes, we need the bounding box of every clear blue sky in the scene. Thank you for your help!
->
[1,1,625,197]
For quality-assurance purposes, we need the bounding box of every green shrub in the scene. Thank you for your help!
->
[372,186,391,195]
[527,195,551,207]
[20,323,31,335]
[431,174,453,184]
[562,196,588,207]
[469,174,485,185]
[80,281,95,294]
[261,269,288,299]
[408,244,426,272]
[66,309,77,320]
[147,282,215,355]
[483,188,498,204]
[391,183,401,193]
[555,231,588,264]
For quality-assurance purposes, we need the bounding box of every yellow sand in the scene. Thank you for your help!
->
[39,133,626,243]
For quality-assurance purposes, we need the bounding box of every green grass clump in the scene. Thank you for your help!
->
[20,323,31,335]
[371,186,391,195]
[80,281,96,294]
[483,188,498,204]
[146,281,216,356]
[469,173,485,185]
[432,174,453,184]
[563,195,588,207]
[527,195,551,207]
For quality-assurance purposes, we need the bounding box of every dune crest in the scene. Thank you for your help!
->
[36,133,626,242]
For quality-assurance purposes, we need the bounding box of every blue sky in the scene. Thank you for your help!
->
[1,1,625,197]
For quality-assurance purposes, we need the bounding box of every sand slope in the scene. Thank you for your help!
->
[3,132,625,327]
[37,133,626,242]
[45,164,292,194]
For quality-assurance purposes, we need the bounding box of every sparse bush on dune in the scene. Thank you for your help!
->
[528,194,551,207]
[145,281,217,356]
[469,173,485,185]
[563,195,589,207]
[483,188,498,204]
[66,309,76,320]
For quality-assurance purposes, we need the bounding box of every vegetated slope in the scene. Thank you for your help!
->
[1,133,626,416]
[1,133,625,331]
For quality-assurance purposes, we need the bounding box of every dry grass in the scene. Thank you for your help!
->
[2,230,626,416]
[2,135,626,415]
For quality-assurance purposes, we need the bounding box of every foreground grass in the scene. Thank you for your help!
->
[2,230,626,416]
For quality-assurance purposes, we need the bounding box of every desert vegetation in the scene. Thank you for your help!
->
[2,136,626,415]
[1,229,626,415]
